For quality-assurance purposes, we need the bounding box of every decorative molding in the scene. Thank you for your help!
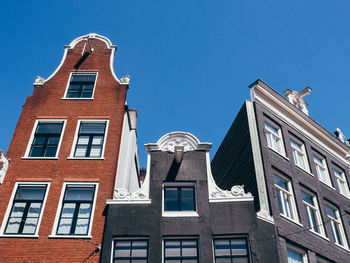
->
[334,128,346,143]
[33,76,45,86]
[284,87,311,115]
[113,187,148,201]
[0,150,9,184]
[144,131,212,153]
[120,75,130,85]
[257,209,274,224]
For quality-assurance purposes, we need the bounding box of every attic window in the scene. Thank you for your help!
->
[65,73,97,99]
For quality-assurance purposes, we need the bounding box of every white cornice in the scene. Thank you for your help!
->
[251,83,350,167]
[37,33,120,85]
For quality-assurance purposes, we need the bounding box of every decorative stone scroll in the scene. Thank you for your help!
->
[120,75,130,85]
[114,187,148,201]
[34,76,45,85]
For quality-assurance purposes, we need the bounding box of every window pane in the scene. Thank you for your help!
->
[10,202,25,217]
[79,123,105,134]
[45,146,58,157]
[89,146,102,157]
[65,187,94,201]
[77,136,89,145]
[61,203,76,217]
[74,218,89,235]
[165,240,181,257]
[301,191,313,205]
[182,240,197,257]
[325,206,336,218]
[273,176,288,190]
[115,241,131,257]
[287,248,303,263]
[5,218,21,233]
[29,147,44,157]
[214,239,230,256]
[165,188,178,198]
[15,186,46,201]
[57,218,73,234]
[33,136,46,145]
[36,123,63,134]
[22,217,38,234]
[131,241,147,258]
[231,238,247,256]
[27,203,42,217]
[92,136,103,145]
[75,145,88,157]
[71,74,96,82]
[78,203,92,218]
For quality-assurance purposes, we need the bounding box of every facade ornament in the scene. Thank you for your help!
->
[34,76,45,85]
[257,209,274,224]
[284,87,311,115]
[120,75,130,85]
[334,128,346,143]
[209,184,252,201]
[0,151,9,184]
[112,187,150,203]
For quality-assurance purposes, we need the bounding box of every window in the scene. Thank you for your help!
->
[27,121,65,158]
[54,183,98,236]
[316,256,333,263]
[290,137,309,172]
[325,203,348,248]
[333,167,350,198]
[213,238,250,263]
[71,120,108,158]
[65,73,97,98]
[313,153,332,186]
[163,183,197,216]
[273,173,299,222]
[301,189,325,236]
[113,240,148,263]
[286,245,307,263]
[164,239,198,262]
[1,183,49,236]
[264,120,285,155]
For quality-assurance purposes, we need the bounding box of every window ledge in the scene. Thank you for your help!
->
[21,157,59,160]
[67,157,105,160]
[61,98,94,100]
[340,193,350,200]
[162,211,199,217]
[319,180,336,191]
[280,214,303,227]
[294,164,312,176]
[309,230,329,241]
[335,243,350,252]
[48,234,92,239]
[0,234,39,238]
[269,148,289,161]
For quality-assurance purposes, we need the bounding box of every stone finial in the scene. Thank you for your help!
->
[120,75,130,85]
[34,76,45,85]
[334,128,346,143]
[284,87,311,115]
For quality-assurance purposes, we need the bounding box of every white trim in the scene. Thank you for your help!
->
[0,151,9,184]
[251,84,350,167]
[49,182,98,238]
[264,118,286,156]
[23,119,67,158]
[44,33,120,84]
[290,135,310,173]
[62,71,98,99]
[68,119,109,159]
[162,182,199,217]
[0,181,51,236]
[312,152,332,187]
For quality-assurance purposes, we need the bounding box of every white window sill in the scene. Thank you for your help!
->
[61,98,94,100]
[280,214,303,227]
[309,229,329,241]
[22,157,59,160]
[48,234,92,239]
[269,147,289,161]
[319,180,336,191]
[0,234,39,238]
[162,211,199,217]
[67,157,105,160]
[294,164,312,175]
[335,242,350,252]
[340,193,350,200]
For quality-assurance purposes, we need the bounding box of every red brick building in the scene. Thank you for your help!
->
[0,33,140,262]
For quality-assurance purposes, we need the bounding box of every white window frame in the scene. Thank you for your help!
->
[325,202,348,249]
[111,238,149,263]
[273,172,300,224]
[333,167,350,198]
[286,244,308,263]
[300,188,326,238]
[62,72,98,100]
[313,152,332,187]
[49,182,98,238]
[68,119,109,159]
[23,119,67,159]
[0,181,50,237]
[264,119,286,156]
[290,136,310,172]
[162,182,198,217]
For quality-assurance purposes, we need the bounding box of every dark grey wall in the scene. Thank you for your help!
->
[254,102,350,263]
[100,150,279,263]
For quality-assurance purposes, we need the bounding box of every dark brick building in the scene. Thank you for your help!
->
[100,131,279,262]
[212,80,350,263]
[0,33,139,262]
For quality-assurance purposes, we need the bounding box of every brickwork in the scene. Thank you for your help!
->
[0,35,128,262]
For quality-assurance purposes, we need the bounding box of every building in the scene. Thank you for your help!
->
[0,150,9,184]
[100,131,279,262]
[0,33,139,262]
[212,79,350,263]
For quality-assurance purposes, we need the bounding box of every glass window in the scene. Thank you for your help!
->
[164,239,198,262]
[5,184,47,235]
[66,73,96,98]
[113,240,148,263]
[74,122,106,158]
[325,203,348,248]
[264,120,285,155]
[290,137,309,172]
[286,245,307,263]
[316,256,333,263]
[164,186,196,212]
[333,168,350,198]
[213,238,250,263]
[56,185,96,236]
[273,173,299,222]
[301,189,325,236]
[29,122,63,157]
[313,153,332,186]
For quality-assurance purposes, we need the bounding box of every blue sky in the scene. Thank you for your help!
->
[1,1,350,166]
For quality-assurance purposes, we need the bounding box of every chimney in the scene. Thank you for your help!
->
[139,168,146,184]
[128,109,137,130]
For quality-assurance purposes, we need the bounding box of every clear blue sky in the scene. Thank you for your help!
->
[1,1,349,167]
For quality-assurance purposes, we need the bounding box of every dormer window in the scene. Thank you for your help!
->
[65,73,97,99]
